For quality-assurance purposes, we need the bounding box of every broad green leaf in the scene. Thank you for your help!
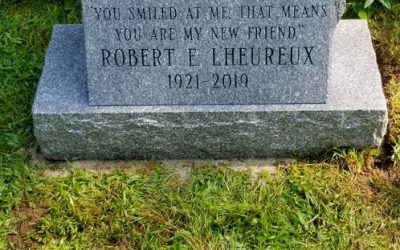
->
[357,10,369,19]
[379,0,392,9]
[364,0,375,8]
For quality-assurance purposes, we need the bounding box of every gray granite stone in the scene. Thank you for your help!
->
[81,0,345,106]
[33,20,388,160]
[335,0,347,20]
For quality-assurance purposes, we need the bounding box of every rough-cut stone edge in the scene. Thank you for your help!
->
[33,20,388,160]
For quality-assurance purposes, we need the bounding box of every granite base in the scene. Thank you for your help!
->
[33,20,388,160]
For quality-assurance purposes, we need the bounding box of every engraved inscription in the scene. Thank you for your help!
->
[82,0,338,105]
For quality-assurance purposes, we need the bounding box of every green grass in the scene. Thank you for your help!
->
[0,0,81,248]
[1,0,400,249]
[6,163,400,249]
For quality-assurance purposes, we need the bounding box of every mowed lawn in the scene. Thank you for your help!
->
[1,0,400,249]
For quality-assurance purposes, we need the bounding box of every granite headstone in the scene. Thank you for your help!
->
[82,0,345,105]
[33,0,388,160]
